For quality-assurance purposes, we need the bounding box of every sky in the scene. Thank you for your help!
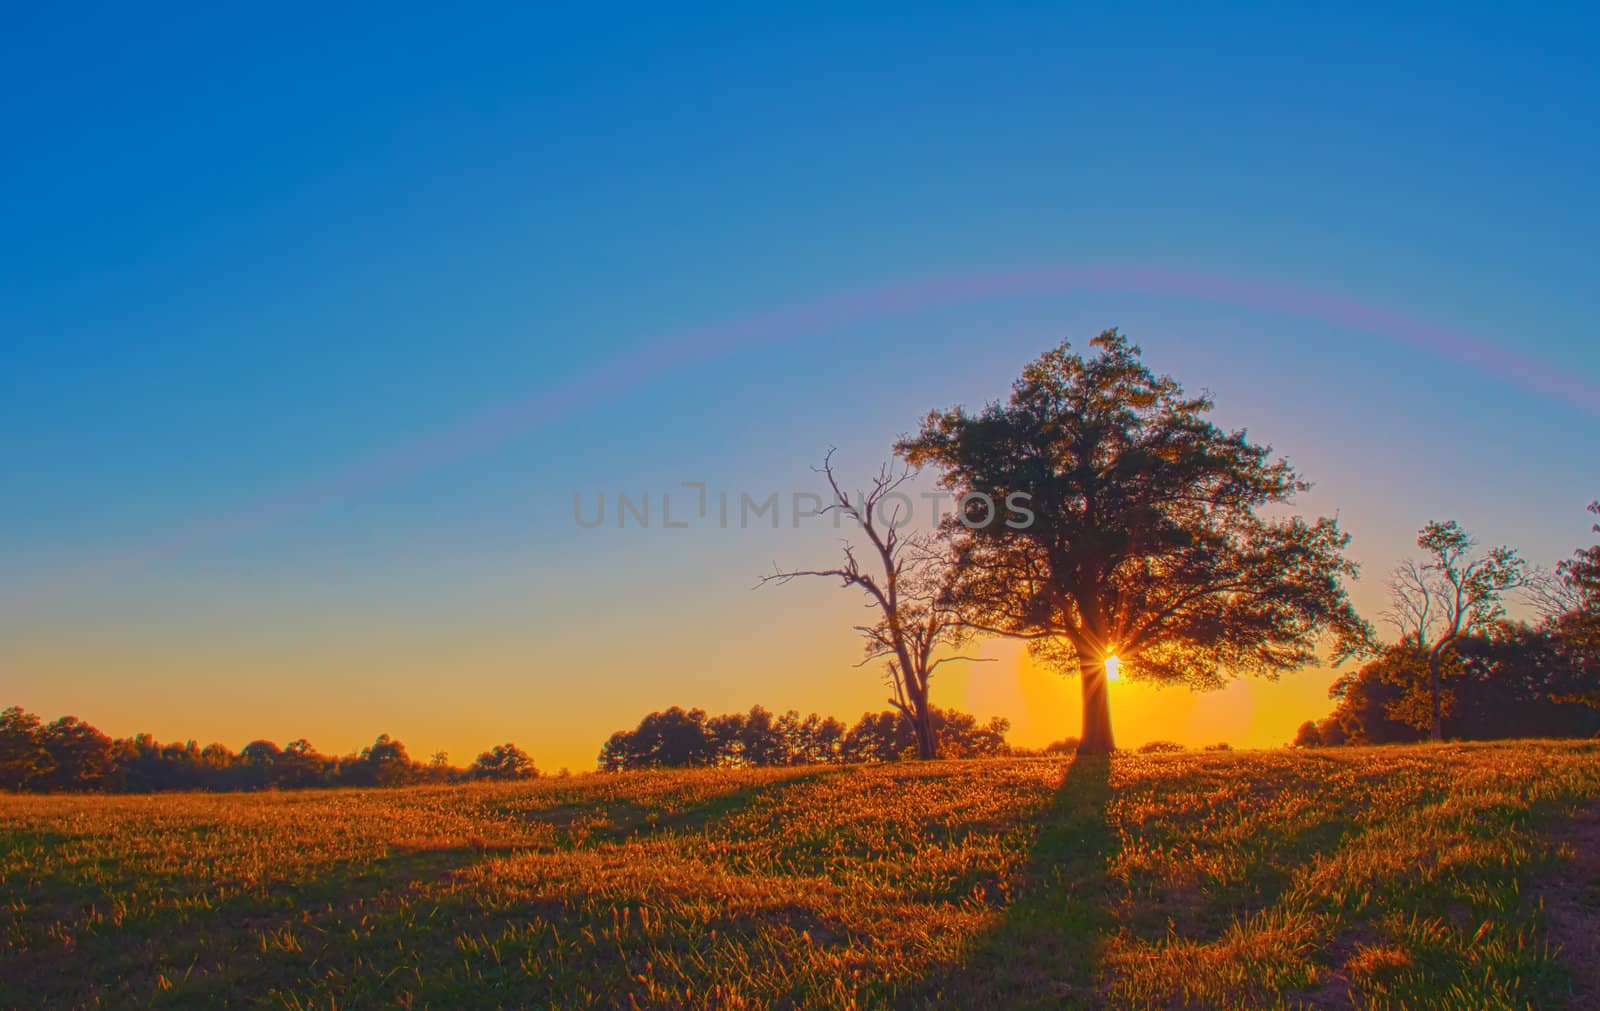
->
[3,5,1597,771]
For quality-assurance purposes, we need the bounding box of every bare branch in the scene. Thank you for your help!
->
[760,453,978,759]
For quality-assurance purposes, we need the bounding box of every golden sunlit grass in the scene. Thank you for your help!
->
[3,742,1598,1008]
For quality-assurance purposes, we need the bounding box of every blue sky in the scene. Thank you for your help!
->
[3,5,1597,766]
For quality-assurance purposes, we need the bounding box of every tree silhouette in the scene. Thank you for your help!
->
[359,734,415,786]
[0,711,542,792]
[0,706,51,791]
[278,739,326,788]
[1547,502,1600,697]
[598,707,718,770]
[596,704,1005,770]
[1304,628,1600,745]
[736,706,786,766]
[238,740,283,789]
[39,716,117,792]
[841,706,1011,762]
[900,330,1370,755]
[1315,646,1428,745]
[763,452,986,759]
[1383,520,1528,740]
[470,743,538,780]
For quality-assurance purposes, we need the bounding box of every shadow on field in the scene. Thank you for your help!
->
[0,775,833,1008]
[525,770,830,844]
[0,842,501,1008]
[903,755,1116,1009]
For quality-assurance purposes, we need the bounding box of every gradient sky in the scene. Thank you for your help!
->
[3,5,1597,771]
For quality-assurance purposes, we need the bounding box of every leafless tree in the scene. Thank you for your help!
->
[761,451,986,759]
[1383,520,1528,741]
[1526,565,1585,625]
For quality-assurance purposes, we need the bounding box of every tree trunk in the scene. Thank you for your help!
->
[914,703,937,760]
[1077,660,1116,756]
[1427,649,1444,742]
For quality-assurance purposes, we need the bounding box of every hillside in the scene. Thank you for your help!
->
[3,742,1599,1009]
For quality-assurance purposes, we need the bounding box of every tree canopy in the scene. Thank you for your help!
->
[470,743,539,781]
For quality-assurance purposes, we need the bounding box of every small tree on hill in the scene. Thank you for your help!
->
[470,743,538,781]
[1383,520,1527,740]
[360,734,415,786]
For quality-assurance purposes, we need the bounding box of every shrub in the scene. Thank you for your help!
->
[1137,740,1185,754]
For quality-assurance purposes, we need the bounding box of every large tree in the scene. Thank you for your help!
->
[899,330,1370,755]
[1383,520,1527,741]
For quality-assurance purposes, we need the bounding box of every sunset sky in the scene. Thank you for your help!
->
[4,6,1597,771]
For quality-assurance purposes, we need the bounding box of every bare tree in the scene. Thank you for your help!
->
[1528,503,1600,625]
[1383,520,1528,741]
[761,451,986,759]
[1527,565,1584,625]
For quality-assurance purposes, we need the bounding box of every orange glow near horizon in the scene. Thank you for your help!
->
[1,569,1351,771]
[941,639,1333,753]
[0,632,1344,771]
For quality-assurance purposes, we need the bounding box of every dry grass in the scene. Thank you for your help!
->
[3,741,1598,1008]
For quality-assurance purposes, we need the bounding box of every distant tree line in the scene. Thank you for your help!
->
[597,704,1010,771]
[0,712,539,793]
[1298,506,1600,747]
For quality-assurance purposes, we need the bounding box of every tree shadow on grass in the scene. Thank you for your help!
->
[528,768,834,845]
[901,755,1117,1009]
[1,774,830,1008]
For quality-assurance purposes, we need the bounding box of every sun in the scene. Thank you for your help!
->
[1104,655,1122,682]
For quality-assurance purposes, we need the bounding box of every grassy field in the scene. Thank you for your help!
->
[3,742,1599,1009]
